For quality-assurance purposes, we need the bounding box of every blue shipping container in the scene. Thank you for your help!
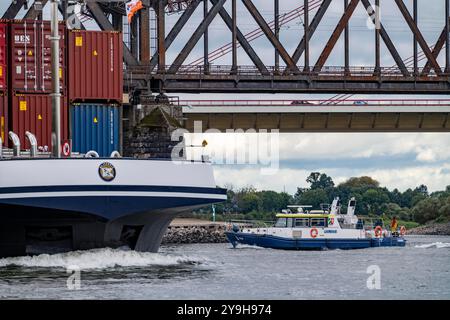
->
[70,104,120,157]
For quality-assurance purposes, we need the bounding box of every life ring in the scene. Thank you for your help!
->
[374,226,383,238]
[400,226,407,236]
[310,228,319,238]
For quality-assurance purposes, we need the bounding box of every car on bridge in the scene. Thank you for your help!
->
[290,100,315,105]
[353,100,369,105]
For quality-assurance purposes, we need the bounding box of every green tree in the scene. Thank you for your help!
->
[339,176,380,189]
[298,189,329,209]
[412,197,441,224]
[437,196,450,221]
[382,203,412,221]
[306,172,335,190]
[362,189,390,214]
[239,192,261,213]
[259,191,291,213]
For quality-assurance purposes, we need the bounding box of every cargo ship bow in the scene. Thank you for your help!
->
[0,157,226,257]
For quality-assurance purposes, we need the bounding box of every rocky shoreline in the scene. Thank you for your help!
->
[162,223,228,244]
[407,222,450,236]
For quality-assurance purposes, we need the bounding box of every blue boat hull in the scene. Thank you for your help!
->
[370,237,406,247]
[226,232,406,250]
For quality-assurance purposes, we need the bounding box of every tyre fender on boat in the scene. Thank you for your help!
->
[400,225,407,236]
[374,226,383,238]
[310,228,319,238]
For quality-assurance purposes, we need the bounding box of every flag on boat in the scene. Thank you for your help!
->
[126,0,144,23]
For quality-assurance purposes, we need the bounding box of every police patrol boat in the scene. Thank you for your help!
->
[225,197,406,250]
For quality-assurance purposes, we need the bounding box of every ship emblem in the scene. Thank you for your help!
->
[98,162,116,182]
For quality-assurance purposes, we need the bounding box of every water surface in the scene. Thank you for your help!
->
[0,235,449,299]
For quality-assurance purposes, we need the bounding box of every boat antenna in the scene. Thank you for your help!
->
[51,0,61,158]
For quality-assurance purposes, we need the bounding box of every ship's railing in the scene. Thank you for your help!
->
[227,219,275,230]
[0,149,53,159]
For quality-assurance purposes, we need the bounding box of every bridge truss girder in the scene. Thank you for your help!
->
[3,0,450,94]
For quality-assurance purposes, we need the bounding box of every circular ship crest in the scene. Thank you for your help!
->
[98,162,116,182]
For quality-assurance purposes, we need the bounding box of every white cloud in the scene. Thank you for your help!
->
[189,132,450,162]
[213,162,450,194]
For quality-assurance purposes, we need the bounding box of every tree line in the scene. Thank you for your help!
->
[194,172,450,225]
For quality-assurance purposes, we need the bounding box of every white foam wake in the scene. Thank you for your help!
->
[414,242,450,249]
[234,244,267,250]
[0,248,208,270]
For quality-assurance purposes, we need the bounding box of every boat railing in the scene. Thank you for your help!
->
[0,148,53,159]
[227,219,275,230]
[358,217,386,230]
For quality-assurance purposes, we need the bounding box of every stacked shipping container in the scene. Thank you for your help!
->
[9,20,65,93]
[1,21,123,154]
[0,23,6,91]
[0,22,7,146]
[70,104,120,157]
[68,30,123,102]
[7,20,68,150]
[11,94,68,150]
[68,30,123,157]
[0,91,6,146]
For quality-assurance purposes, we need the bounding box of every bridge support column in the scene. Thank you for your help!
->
[123,97,184,159]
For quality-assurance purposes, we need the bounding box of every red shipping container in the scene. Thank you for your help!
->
[68,30,123,103]
[0,22,7,91]
[0,91,7,147]
[41,21,66,93]
[10,93,68,150]
[9,20,65,93]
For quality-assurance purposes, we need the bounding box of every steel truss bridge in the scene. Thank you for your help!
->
[3,0,450,95]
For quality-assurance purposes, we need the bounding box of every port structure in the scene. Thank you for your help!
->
[3,0,450,95]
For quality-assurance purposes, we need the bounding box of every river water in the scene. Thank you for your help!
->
[0,235,449,300]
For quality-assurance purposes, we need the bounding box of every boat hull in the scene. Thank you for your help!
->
[0,158,227,257]
[226,232,406,250]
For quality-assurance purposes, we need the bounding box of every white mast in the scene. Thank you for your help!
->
[50,0,61,158]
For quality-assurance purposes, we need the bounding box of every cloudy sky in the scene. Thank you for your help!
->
[2,1,450,193]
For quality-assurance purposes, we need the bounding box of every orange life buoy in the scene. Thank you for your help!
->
[374,226,383,238]
[400,225,407,236]
[310,228,319,238]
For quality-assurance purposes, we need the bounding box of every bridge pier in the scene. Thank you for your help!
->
[123,95,185,159]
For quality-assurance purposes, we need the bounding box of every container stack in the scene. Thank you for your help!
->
[7,20,68,150]
[0,22,7,147]
[67,30,123,157]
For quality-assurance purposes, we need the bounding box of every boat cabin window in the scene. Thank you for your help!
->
[310,218,326,227]
[275,218,294,228]
[295,218,309,227]
[275,218,287,227]
[287,218,294,227]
